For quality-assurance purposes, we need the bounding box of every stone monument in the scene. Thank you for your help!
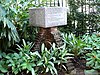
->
[29,7,67,51]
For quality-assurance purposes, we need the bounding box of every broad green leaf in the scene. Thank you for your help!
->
[27,63,32,71]
[31,51,41,58]
[5,56,11,59]
[41,43,45,52]
[0,66,8,73]
[22,39,26,46]
[46,67,49,72]
[3,17,6,27]
[86,59,94,66]
[45,57,48,64]
[95,61,98,68]
[37,60,43,66]
[21,63,27,69]
[48,61,54,67]
[14,53,19,58]
[31,68,35,75]
[52,67,57,75]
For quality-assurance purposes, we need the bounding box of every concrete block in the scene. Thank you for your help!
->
[29,7,67,28]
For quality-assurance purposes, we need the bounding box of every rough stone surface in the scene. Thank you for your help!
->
[65,69,99,75]
[29,7,67,28]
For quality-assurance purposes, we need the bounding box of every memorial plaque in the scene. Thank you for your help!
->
[29,7,67,28]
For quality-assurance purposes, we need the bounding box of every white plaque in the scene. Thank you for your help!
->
[29,7,67,28]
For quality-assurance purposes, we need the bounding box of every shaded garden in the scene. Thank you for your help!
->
[0,0,100,75]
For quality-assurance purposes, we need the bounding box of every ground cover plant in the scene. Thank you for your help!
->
[0,0,100,75]
[0,39,71,75]
[82,34,100,72]
[63,33,86,57]
[86,50,100,70]
[0,33,100,75]
[62,33,100,74]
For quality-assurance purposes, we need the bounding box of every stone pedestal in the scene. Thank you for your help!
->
[29,7,67,51]
[31,27,64,52]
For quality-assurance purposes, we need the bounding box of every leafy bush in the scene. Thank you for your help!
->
[0,39,70,75]
[0,4,19,50]
[0,0,47,50]
[0,51,8,74]
[86,50,100,70]
[83,34,100,70]
[60,0,100,35]
[62,33,100,71]
[63,33,86,57]
[82,34,100,50]
[5,39,38,75]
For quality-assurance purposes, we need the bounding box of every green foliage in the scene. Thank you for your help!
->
[0,40,70,75]
[37,43,57,75]
[86,50,100,70]
[1,33,100,74]
[83,34,100,50]
[63,33,86,57]
[51,43,70,64]
[37,43,70,74]
[0,0,47,50]
[62,33,100,71]
[0,51,8,73]
[5,39,39,75]
[0,0,46,40]
[83,34,100,70]
[0,4,20,50]
[63,33,100,70]
[60,0,100,35]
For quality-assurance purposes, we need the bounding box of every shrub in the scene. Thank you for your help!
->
[0,39,70,75]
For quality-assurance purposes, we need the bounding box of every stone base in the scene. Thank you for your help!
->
[31,27,64,52]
